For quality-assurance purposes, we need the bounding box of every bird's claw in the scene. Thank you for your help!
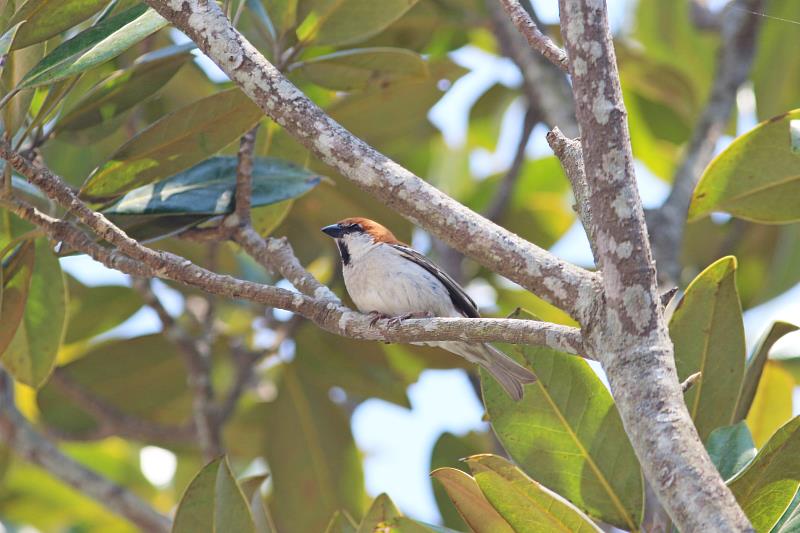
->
[368,311,391,327]
[367,311,434,327]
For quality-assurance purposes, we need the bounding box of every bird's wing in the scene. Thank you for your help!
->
[389,243,480,318]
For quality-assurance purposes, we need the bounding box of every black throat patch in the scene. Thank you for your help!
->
[337,241,351,266]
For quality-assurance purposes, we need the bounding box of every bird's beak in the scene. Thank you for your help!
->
[321,223,344,238]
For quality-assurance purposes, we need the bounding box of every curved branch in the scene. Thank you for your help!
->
[558,0,751,530]
[0,192,585,356]
[497,0,569,72]
[0,371,171,533]
[140,0,599,320]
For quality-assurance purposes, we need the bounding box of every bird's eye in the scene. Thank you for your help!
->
[347,224,362,232]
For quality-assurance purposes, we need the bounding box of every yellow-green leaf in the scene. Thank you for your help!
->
[729,416,800,532]
[482,341,643,530]
[299,0,421,47]
[0,241,34,357]
[8,0,109,50]
[292,47,427,91]
[734,321,799,422]
[689,110,800,223]
[671,256,746,441]
[431,468,513,533]
[324,510,358,533]
[1,238,66,388]
[81,88,263,201]
[357,493,401,533]
[746,361,795,447]
[172,456,255,533]
[466,454,603,533]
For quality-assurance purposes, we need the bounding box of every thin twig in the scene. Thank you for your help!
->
[484,107,538,223]
[0,370,171,532]
[131,278,221,460]
[229,125,259,229]
[498,0,569,72]
[646,0,763,286]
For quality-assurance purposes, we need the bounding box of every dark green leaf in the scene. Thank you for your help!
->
[55,43,194,132]
[293,48,427,91]
[729,416,800,532]
[102,156,322,215]
[8,0,109,50]
[299,0,421,47]
[37,334,191,435]
[466,454,603,532]
[17,5,167,90]
[671,256,746,441]
[173,456,255,533]
[63,276,143,344]
[482,338,643,530]
[706,422,757,481]
[689,110,800,223]
[264,363,365,532]
[1,238,66,388]
[734,321,799,422]
[430,467,513,533]
[81,89,263,201]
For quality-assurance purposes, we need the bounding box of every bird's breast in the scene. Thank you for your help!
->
[342,247,456,317]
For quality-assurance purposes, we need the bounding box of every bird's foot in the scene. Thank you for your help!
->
[368,311,391,327]
[386,311,434,327]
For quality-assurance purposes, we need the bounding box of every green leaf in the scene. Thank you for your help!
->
[706,422,757,481]
[774,490,800,533]
[671,256,746,441]
[734,321,799,422]
[729,416,800,532]
[261,0,296,38]
[172,456,255,533]
[0,22,24,70]
[0,241,35,357]
[102,156,322,215]
[238,475,276,533]
[2,39,44,135]
[263,363,364,532]
[466,454,604,533]
[252,200,293,237]
[299,0,421,47]
[8,0,110,50]
[1,238,66,388]
[63,276,142,344]
[357,493,401,533]
[293,48,427,91]
[482,342,643,530]
[689,110,800,223]
[746,361,795,448]
[429,431,493,530]
[81,89,263,201]
[430,467,514,533]
[37,334,191,435]
[324,510,358,533]
[383,517,460,532]
[17,5,168,90]
[55,43,194,132]
[751,0,800,120]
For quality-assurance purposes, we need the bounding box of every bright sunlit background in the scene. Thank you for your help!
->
[53,0,800,526]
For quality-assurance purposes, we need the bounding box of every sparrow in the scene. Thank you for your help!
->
[322,217,537,401]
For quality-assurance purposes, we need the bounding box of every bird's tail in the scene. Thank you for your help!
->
[432,341,537,401]
[478,344,537,401]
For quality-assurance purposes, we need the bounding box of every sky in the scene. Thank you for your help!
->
[54,0,800,526]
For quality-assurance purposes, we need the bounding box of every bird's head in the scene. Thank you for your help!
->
[321,217,399,264]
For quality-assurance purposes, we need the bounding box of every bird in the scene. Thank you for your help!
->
[321,217,537,401]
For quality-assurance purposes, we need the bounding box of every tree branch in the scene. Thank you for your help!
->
[131,278,221,459]
[139,0,599,320]
[229,125,259,229]
[0,187,586,356]
[558,0,751,530]
[0,370,171,533]
[497,0,569,72]
[646,0,763,286]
